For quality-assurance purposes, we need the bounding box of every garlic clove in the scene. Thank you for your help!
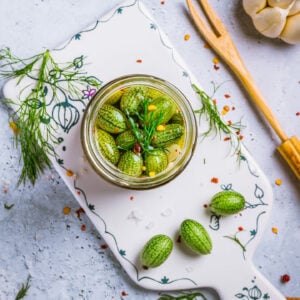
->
[268,0,295,9]
[280,13,300,43]
[252,7,289,37]
[288,0,300,15]
[243,0,267,17]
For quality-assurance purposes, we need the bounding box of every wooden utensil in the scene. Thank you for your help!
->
[186,0,300,180]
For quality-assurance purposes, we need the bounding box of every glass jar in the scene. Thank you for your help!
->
[81,74,197,189]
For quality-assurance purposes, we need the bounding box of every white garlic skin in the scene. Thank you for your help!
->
[280,13,300,43]
[243,0,300,44]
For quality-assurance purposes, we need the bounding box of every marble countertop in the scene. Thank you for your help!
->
[0,0,299,299]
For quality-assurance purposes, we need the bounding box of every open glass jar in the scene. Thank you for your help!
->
[81,74,197,189]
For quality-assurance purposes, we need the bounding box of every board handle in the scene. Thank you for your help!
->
[214,263,285,299]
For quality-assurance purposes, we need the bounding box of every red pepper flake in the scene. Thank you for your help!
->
[204,43,211,49]
[184,34,191,41]
[212,99,217,105]
[232,106,236,111]
[176,235,181,243]
[211,177,219,184]
[63,206,71,215]
[129,196,134,201]
[239,135,244,140]
[100,244,108,249]
[76,207,85,218]
[238,226,244,231]
[136,59,143,63]
[203,204,208,208]
[281,274,290,283]
[213,64,220,71]
[228,120,232,125]
[224,94,231,98]
[81,224,86,231]
[224,137,231,141]
[121,291,128,296]
[76,190,81,196]
[66,169,74,177]
[161,1,165,4]
[3,188,8,194]
[296,112,300,116]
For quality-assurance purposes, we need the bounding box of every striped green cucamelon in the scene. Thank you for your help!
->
[180,219,212,255]
[209,190,245,216]
[115,130,137,149]
[96,129,120,165]
[117,151,143,176]
[151,124,184,147]
[141,234,173,268]
[97,104,128,134]
[144,149,168,176]
[120,85,148,114]
[148,96,177,124]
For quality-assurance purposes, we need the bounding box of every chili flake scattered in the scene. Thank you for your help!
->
[76,207,85,218]
[66,169,74,177]
[238,226,244,231]
[211,177,219,184]
[100,244,108,249]
[239,135,244,140]
[213,64,220,71]
[275,179,282,186]
[161,1,165,4]
[121,291,128,296]
[281,274,290,283]
[130,196,134,201]
[184,34,191,41]
[228,120,232,125]
[204,43,211,49]
[224,137,231,141]
[203,204,208,208]
[3,188,8,194]
[224,94,231,98]
[296,112,300,116]
[63,206,71,215]
[212,57,219,64]
[272,227,278,234]
[136,59,143,63]
[81,224,86,231]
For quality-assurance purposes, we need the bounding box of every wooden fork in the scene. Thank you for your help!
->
[186,0,300,180]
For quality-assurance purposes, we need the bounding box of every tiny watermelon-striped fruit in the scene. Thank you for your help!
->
[180,219,212,255]
[209,190,245,216]
[141,234,173,268]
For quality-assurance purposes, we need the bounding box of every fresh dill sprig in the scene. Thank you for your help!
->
[125,97,164,154]
[15,276,31,300]
[192,84,244,155]
[0,47,101,185]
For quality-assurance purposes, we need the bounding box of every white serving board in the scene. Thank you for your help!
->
[3,0,285,298]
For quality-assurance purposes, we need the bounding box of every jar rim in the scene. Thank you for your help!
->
[81,74,198,190]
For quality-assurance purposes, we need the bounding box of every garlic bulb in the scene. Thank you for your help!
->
[243,0,300,44]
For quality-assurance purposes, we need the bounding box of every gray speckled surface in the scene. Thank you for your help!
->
[0,0,299,299]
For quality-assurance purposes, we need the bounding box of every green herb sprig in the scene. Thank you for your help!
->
[15,276,31,300]
[193,84,244,155]
[0,47,101,186]
[125,97,164,153]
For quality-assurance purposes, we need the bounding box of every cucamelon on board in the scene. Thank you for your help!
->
[141,234,173,268]
[180,219,212,255]
[96,104,128,134]
[209,190,246,216]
